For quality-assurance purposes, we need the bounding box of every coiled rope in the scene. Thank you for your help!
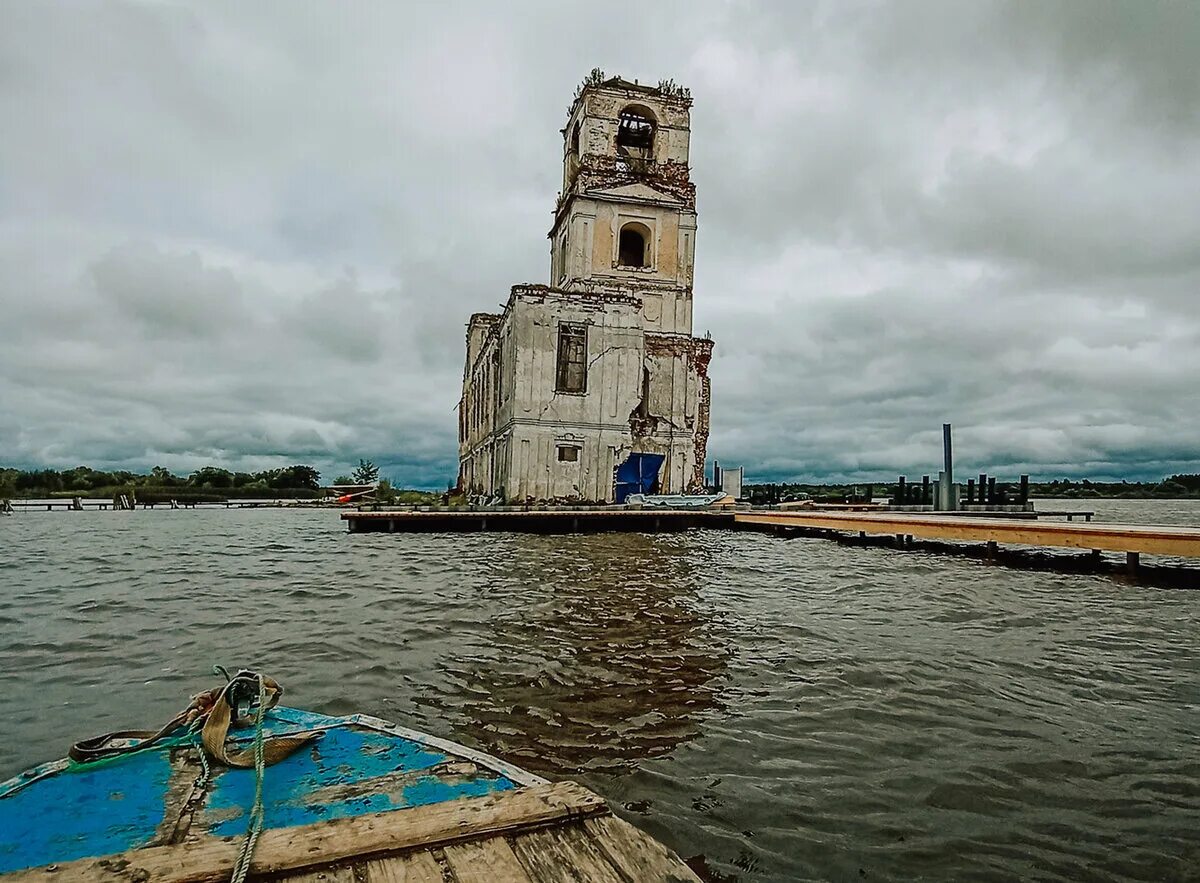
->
[69,666,316,883]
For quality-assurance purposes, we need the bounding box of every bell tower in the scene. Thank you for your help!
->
[549,74,698,334]
[459,71,714,503]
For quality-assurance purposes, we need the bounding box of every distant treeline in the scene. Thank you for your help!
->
[0,465,323,500]
[744,474,1200,504]
[1030,476,1200,499]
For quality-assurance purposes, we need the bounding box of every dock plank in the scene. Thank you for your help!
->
[289,868,357,883]
[735,510,1200,558]
[442,838,531,882]
[583,816,701,882]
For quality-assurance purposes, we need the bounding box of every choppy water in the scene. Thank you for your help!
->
[1,500,1197,881]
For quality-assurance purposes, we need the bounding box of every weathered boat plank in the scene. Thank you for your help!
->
[154,752,205,847]
[364,853,443,883]
[510,826,625,883]
[442,838,532,882]
[3,782,606,883]
[288,869,356,883]
[584,816,702,882]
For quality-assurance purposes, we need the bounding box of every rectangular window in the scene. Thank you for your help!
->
[557,445,580,462]
[555,324,587,393]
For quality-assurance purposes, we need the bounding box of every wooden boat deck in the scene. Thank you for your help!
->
[6,780,698,883]
[1,706,700,883]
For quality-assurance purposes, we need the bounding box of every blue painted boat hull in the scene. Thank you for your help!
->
[0,707,539,875]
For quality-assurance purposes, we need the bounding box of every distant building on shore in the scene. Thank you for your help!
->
[458,72,714,502]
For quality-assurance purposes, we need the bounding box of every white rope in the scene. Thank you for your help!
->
[193,728,211,790]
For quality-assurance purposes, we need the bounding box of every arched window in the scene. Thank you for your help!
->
[569,123,580,158]
[618,222,651,268]
[616,105,656,155]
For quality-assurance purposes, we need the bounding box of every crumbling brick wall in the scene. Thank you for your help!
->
[642,333,713,492]
[561,155,696,212]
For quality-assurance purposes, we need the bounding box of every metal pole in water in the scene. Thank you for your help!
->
[943,423,953,489]
[941,423,954,510]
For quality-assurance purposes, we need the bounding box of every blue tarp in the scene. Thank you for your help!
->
[614,452,665,503]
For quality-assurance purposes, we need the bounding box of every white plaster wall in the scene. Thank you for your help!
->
[460,82,708,501]
[508,294,645,428]
[584,201,697,295]
[504,423,631,502]
[462,302,710,500]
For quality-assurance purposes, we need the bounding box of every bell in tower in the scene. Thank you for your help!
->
[615,104,655,169]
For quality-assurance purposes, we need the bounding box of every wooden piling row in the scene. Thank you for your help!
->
[343,508,724,534]
[961,473,1031,506]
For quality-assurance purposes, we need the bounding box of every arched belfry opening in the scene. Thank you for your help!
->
[618,222,650,268]
[564,122,583,190]
[616,105,656,158]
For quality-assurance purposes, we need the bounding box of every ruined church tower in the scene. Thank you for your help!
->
[458,73,713,502]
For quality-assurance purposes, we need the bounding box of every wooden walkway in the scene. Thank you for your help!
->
[342,507,1200,580]
[733,510,1200,559]
[4,500,323,511]
[342,507,1200,558]
[5,781,699,883]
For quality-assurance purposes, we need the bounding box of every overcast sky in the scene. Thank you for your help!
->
[2,1,1198,487]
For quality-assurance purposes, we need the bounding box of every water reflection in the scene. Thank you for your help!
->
[439,533,729,774]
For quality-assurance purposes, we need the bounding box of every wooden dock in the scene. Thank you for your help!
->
[342,507,1200,581]
[4,499,325,511]
[732,510,1200,561]
[341,507,1200,556]
[6,499,123,511]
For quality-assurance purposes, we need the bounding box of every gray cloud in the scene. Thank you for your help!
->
[91,242,245,337]
[1,1,1197,487]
